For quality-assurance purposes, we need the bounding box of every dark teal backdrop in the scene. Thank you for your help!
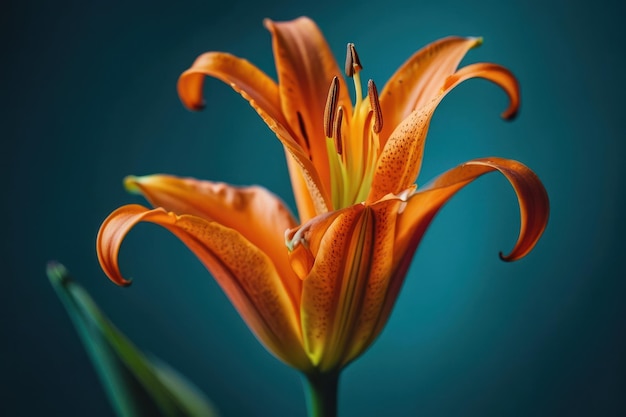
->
[4,0,625,416]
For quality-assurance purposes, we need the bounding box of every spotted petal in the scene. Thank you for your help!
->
[286,202,397,372]
[177,51,331,220]
[368,157,549,340]
[379,36,484,146]
[96,204,311,371]
[401,157,549,261]
[367,62,520,203]
[265,17,351,193]
[124,174,302,308]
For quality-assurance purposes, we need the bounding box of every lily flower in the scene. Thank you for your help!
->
[97,16,548,417]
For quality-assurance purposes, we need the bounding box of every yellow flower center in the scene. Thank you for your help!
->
[323,43,383,209]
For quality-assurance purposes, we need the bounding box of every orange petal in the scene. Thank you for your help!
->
[379,36,483,147]
[284,152,318,223]
[395,157,548,271]
[442,62,520,119]
[177,51,331,216]
[368,158,548,346]
[96,204,311,370]
[296,205,364,370]
[265,17,351,197]
[124,174,302,307]
[338,199,401,366]
[367,62,520,203]
[178,51,282,116]
[289,202,397,371]
[285,208,345,280]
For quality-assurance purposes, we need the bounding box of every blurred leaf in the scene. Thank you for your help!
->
[47,262,219,417]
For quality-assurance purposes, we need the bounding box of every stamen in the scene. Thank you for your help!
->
[344,43,363,77]
[368,79,383,133]
[333,106,344,155]
[323,76,340,138]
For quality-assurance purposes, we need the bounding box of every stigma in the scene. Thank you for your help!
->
[323,43,383,209]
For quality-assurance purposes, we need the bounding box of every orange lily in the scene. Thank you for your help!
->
[97,16,548,416]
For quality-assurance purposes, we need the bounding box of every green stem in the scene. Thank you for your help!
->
[302,371,340,417]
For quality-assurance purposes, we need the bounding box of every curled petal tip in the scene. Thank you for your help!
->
[96,204,155,287]
[108,271,133,287]
[190,101,206,112]
[499,251,513,262]
[471,36,484,48]
[499,249,527,262]
[413,158,548,265]
[120,278,133,287]
[442,62,521,123]
[502,107,519,121]
[124,176,141,194]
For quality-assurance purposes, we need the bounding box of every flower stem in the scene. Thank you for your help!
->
[302,371,340,417]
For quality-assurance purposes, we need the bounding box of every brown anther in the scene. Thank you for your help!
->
[323,76,340,138]
[368,79,383,133]
[345,43,363,77]
[333,106,344,155]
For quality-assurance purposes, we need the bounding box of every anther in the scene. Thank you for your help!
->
[323,76,340,138]
[333,106,344,155]
[368,79,383,133]
[345,43,363,77]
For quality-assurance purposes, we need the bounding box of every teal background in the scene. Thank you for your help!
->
[4,0,625,416]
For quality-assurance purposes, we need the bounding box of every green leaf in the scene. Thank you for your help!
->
[47,262,219,417]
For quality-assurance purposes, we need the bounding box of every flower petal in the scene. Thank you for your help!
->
[285,152,319,223]
[288,202,397,371]
[379,36,483,146]
[124,174,302,308]
[365,158,548,348]
[178,52,330,218]
[96,204,311,370]
[295,205,364,370]
[442,62,520,119]
[285,208,345,281]
[177,51,331,217]
[178,51,282,115]
[338,199,401,366]
[367,62,520,203]
[397,158,548,298]
[408,157,549,261]
[265,17,351,197]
